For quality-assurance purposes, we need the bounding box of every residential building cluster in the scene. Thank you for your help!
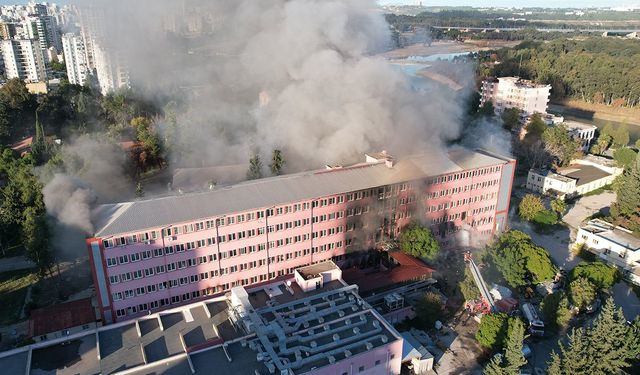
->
[526,155,623,198]
[0,2,68,84]
[88,148,515,323]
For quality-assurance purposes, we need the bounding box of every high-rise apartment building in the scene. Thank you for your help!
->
[0,38,47,82]
[480,76,551,116]
[24,14,62,56]
[87,148,515,323]
[78,5,130,94]
[61,32,88,85]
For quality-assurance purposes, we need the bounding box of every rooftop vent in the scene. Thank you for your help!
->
[353,327,360,334]
[344,350,352,357]
[333,334,340,342]
[381,335,388,343]
[365,342,373,350]
[328,355,336,364]
[310,341,317,348]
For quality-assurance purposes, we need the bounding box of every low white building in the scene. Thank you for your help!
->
[526,157,622,198]
[563,121,597,152]
[576,219,640,286]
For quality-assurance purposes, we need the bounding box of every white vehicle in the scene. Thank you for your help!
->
[521,302,544,336]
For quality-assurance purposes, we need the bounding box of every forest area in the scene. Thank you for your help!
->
[479,38,640,108]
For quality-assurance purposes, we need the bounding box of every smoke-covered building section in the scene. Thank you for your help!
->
[0,261,404,375]
[87,148,515,324]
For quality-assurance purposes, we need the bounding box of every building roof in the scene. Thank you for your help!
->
[557,164,612,187]
[580,219,640,252]
[562,120,597,132]
[93,148,512,237]
[295,260,339,280]
[29,297,96,337]
[171,164,247,193]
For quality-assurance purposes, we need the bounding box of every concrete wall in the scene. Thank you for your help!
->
[311,338,403,375]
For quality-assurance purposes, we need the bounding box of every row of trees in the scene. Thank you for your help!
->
[611,152,640,231]
[548,299,640,374]
[246,149,286,180]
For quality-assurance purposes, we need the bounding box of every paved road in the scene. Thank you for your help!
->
[611,282,640,321]
[563,191,616,230]
[0,256,35,273]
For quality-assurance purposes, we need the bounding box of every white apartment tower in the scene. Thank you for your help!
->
[1,39,47,82]
[62,33,88,85]
[480,77,551,116]
[24,14,62,56]
[78,6,130,95]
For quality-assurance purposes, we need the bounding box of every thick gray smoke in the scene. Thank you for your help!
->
[461,118,513,157]
[43,0,476,254]
[78,0,470,169]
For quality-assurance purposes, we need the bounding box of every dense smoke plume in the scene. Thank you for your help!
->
[43,0,479,255]
[77,0,470,169]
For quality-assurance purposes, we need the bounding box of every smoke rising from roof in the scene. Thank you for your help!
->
[43,0,477,250]
[78,0,471,169]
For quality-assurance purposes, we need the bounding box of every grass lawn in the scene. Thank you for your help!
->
[0,269,37,325]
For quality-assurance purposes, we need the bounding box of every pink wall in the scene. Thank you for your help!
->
[90,161,513,322]
[310,338,403,375]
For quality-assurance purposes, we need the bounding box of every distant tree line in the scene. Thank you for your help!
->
[480,38,640,107]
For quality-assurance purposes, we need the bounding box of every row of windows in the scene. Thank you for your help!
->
[113,256,348,318]
[425,179,499,199]
[427,193,497,213]
[427,166,501,185]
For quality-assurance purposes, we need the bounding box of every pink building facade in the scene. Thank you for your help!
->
[88,148,516,323]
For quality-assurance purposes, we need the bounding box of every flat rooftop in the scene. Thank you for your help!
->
[93,148,512,237]
[581,220,640,251]
[557,164,611,187]
[1,274,402,375]
[296,261,339,280]
[562,120,597,131]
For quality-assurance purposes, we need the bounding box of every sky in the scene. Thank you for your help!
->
[378,0,638,7]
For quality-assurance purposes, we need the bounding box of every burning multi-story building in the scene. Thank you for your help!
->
[87,148,515,323]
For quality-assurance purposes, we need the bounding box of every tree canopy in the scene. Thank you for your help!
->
[569,277,597,311]
[542,125,580,167]
[247,153,263,180]
[476,312,518,352]
[488,230,556,288]
[549,299,640,374]
[613,148,638,170]
[570,262,619,289]
[398,222,440,260]
[483,319,527,375]
[415,291,444,329]
[518,194,544,221]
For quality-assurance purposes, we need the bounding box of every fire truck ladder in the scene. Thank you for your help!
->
[464,251,496,313]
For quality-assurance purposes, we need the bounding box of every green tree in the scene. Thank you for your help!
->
[547,351,562,375]
[489,230,556,288]
[478,101,495,117]
[398,222,440,260]
[22,207,52,278]
[247,153,263,180]
[135,181,144,198]
[541,292,572,331]
[524,113,547,142]
[635,139,640,150]
[613,147,638,169]
[555,328,594,374]
[0,78,32,111]
[501,107,521,130]
[550,198,567,217]
[569,277,596,311]
[542,125,580,166]
[476,313,514,352]
[570,262,619,289]
[613,152,640,220]
[269,149,285,176]
[501,319,527,373]
[459,267,480,301]
[415,291,444,329]
[588,299,640,374]
[518,194,544,221]
[611,122,630,147]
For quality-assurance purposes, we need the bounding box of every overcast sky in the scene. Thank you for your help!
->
[378,0,637,7]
